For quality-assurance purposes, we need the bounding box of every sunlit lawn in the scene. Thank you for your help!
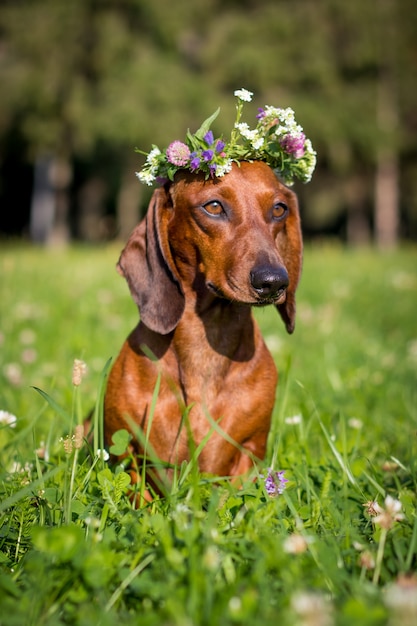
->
[0,243,416,626]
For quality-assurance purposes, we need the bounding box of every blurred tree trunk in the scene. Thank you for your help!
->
[374,81,399,249]
[374,0,399,249]
[29,155,55,244]
[346,175,371,246]
[48,155,72,246]
[29,154,72,245]
[116,160,142,240]
[77,177,107,241]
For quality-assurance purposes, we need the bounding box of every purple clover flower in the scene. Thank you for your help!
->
[280,133,306,159]
[166,141,191,166]
[204,130,214,145]
[264,468,288,497]
[202,149,214,162]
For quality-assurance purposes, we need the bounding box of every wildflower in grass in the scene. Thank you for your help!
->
[348,417,363,429]
[73,424,84,449]
[363,500,381,516]
[385,574,417,626]
[407,338,417,362]
[4,363,22,386]
[373,495,404,530]
[358,549,375,570]
[382,460,400,472]
[228,596,242,616]
[72,359,87,386]
[61,435,74,455]
[370,495,404,585]
[36,441,47,460]
[166,141,191,166]
[291,591,333,626]
[96,448,110,461]
[263,468,288,497]
[203,545,220,571]
[21,348,37,363]
[285,414,302,425]
[19,328,36,344]
[0,410,17,428]
[283,533,311,554]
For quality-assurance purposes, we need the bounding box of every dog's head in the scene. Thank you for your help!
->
[118,161,303,334]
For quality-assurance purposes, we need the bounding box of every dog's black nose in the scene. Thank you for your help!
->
[250,264,289,299]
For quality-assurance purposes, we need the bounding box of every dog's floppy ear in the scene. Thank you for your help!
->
[275,190,303,334]
[117,187,185,334]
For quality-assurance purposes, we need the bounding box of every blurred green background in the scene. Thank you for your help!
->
[0,0,416,247]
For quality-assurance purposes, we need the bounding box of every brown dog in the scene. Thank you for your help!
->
[104,161,302,491]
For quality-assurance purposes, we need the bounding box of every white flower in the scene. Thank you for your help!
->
[283,533,311,554]
[234,88,253,102]
[0,410,17,428]
[216,159,233,177]
[146,146,162,166]
[235,123,261,145]
[291,592,333,626]
[385,574,417,616]
[285,414,302,425]
[373,495,404,529]
[136,170,156,186]
[96,449,110,461]
[235,122,250,134]
[251,136,264,150]
[348,417,363,429]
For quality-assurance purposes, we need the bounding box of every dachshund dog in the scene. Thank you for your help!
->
[104,161,302,492]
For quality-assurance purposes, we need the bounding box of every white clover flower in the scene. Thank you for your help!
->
[348,417,363,429]
[285,414,302,425]
[234,88,253,102]
[283,533,312,554]
[96,448,110,461]
[373,495,404,529]
[0,410,17,428]
[291,592,333,626]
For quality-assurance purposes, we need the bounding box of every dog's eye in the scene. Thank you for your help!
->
[271,202,288,220]
[202,201,224,217]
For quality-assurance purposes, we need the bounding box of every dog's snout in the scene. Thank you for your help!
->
[250,264,289,299]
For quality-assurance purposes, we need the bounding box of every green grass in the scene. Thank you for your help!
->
[0,243,416,626]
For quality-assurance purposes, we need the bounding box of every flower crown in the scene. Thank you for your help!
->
[136,89,316,187]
